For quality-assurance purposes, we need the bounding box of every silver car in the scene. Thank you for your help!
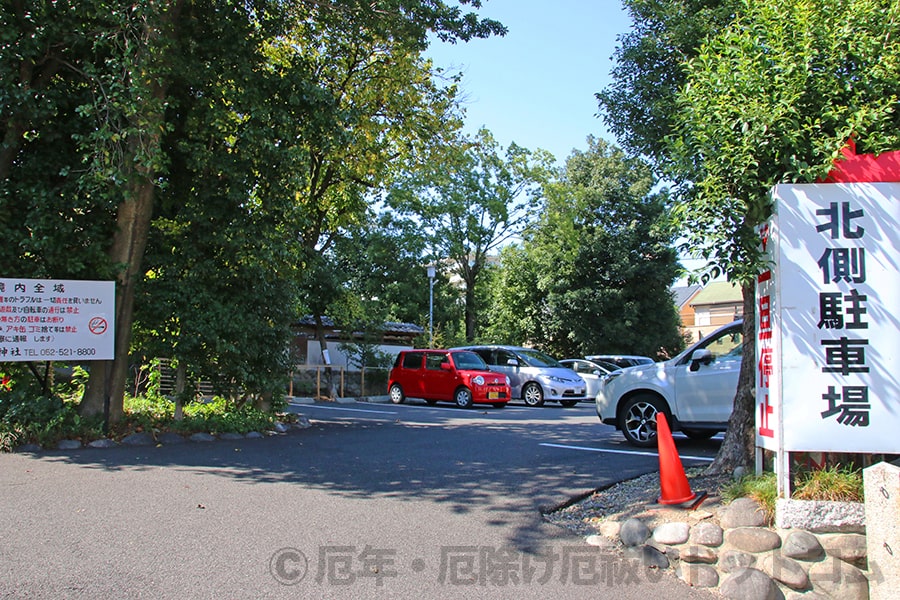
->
[452,345,588,407]
[560,358,620,399]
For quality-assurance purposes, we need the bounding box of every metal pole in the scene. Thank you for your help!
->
[429,279,434,347]
[427,265,435,348]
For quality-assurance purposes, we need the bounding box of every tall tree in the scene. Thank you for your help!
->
[389,128,554,341]
[667,0,900,472]
[596,0,740,171]
[1,1,505,421]
[486,138,683,358]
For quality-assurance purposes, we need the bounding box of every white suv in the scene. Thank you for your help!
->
[595,320,743,446]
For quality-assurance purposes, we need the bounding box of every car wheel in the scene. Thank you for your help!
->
[389,384,405,404]
[619,394,667,447]
[454,387,474,409]
[682,428,716,440]
[560,400,578,408]
[522,382,545,407]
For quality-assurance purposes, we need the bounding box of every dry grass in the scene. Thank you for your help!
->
[793,465,864,502]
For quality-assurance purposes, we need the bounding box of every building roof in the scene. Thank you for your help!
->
[296,316,424,335]
[671,284,702,309]
[689,281,742,307]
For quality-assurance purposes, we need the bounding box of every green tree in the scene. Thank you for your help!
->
[481,244,546,345]
[667,0,900,472]
[1,1,504,422]
[596,0,740,170]
[488,138,682,358]
[389,128,554,341]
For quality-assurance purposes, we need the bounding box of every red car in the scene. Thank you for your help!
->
[388,349,511,408]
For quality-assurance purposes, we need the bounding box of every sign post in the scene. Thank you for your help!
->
[756,144,900,495]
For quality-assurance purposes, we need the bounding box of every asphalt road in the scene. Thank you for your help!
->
[1,399,722,599]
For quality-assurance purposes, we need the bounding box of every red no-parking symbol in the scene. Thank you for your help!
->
[89,317,108,335]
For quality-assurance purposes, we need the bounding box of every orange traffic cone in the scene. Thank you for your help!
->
[656,413,708,509]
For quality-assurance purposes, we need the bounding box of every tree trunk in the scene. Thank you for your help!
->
[81,173,158,422]
[174,362,185,421]
[464,279,477,342]
[80,3,183,422]
[705,283,757,476]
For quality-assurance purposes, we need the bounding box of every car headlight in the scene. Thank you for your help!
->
[543,375,567,384]
[505,376,511,386]
[473,375,485,385]
[602,372,622,385]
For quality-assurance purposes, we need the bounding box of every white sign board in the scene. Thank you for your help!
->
[757,183,900,453]
[0,278,115,361]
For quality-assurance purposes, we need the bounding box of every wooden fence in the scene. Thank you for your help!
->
[288,366,391,399]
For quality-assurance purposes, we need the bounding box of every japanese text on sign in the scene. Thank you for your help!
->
[760,183,900,453]
[0,278,114,361]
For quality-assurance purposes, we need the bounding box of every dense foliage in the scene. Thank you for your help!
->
[600,0,900,473]
[1,0,505,425]
[483,138,684,359]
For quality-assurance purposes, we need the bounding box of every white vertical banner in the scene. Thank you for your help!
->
[763,183,900,453]
[0,278,115,361]
[755,221,780,452]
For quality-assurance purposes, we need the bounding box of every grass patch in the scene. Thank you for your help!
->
[793,465,863,502]
[3,387,290,450]
[722,465,865,520]
[722,471,778,522]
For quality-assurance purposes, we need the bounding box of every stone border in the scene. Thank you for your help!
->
[592,497,873,600]
[13,417,311,453]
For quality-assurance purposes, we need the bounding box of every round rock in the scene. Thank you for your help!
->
[719,568,778,600]
[652,522,690,545]
[719,497,768,528]
[679,545,717,564]
[121,432,156,446]
[782,530,824,560]
[88,439,118,449]
[619,518,651,547]
[719,549,757,573]
[759,553,809,590]
[677,563,719,588]
[690,521,724,547]
[725,527,782,553]
[808,557,868,600]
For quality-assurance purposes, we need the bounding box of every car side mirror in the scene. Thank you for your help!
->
[506,359,519,367]
[440,362,452,371]
[689,348,714,371]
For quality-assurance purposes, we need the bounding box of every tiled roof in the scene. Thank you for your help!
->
[296,316,423,335]
[689,281,742,306]
[671,284,702,308]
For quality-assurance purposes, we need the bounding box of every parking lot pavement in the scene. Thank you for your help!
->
[0,401,720,599]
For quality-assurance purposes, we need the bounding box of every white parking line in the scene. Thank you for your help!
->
[291,404,399,416]
[539,442,714,462]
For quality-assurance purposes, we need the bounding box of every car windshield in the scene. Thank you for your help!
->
[451,351,488,371]
[517,348,562,368]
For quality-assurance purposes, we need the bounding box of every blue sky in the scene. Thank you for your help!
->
[425,0,632,165]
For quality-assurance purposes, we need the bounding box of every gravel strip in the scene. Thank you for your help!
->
[544,468,732,537]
